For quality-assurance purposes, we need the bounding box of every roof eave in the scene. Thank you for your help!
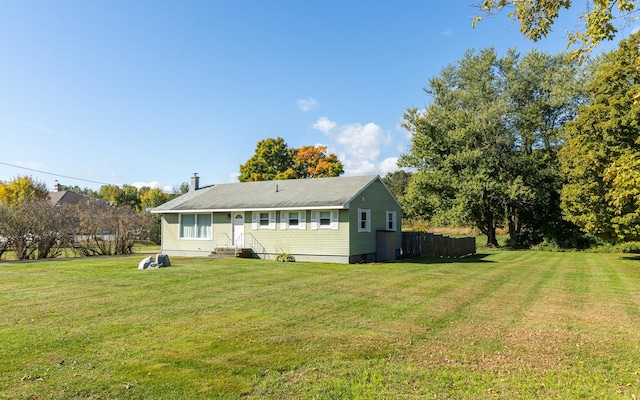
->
[151,204,347,213]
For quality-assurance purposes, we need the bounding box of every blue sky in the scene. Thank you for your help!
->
[0,1,636,191]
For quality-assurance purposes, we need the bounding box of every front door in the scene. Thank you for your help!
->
[232,213,244,247]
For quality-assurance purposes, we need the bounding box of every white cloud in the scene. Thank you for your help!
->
[162,185,173,193]
[440,28,453,37]
[312,117,396,176]
[379,157,399,175]
[131,181,160,189]
[312,117,336,134]
[297,97,318,112]
[335,122,387,163]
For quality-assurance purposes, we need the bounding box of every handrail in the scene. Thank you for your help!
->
[234,233,243,256]
[244,233,266,256]
[220,233,233,248]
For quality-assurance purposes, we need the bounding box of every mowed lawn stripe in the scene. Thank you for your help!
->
[1,252,639,399]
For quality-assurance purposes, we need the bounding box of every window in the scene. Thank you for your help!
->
[386,211,397,231]
[311,210,339,230]
[180,213,212,239]
[252,211,276,230]
[319,211,331,227]
[259,212,270,227]
[358,209,371,233]
[280,211,306,230]
[288,212,299,227]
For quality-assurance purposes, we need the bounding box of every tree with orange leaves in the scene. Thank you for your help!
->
[293,145,344,179]
[239,137,344,181]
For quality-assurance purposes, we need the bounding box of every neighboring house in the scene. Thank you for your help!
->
[151,175,402,263]
[48,184,86,207]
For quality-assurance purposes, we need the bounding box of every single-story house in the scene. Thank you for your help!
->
[48,183,86,206]
[151,175,402,263]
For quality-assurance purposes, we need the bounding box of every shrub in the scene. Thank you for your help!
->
[615,242,640,254]
[275,253,296,262]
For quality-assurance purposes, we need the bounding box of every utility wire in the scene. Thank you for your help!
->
[0,160,119,187]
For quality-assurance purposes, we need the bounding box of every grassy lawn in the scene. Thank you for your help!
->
[1,251,639,399]
[0,243,161,262]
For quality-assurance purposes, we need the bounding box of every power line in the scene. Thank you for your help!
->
[0,161,119,187]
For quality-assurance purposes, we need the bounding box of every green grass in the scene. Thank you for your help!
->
[0,242,160,261]
[1,252,639,399]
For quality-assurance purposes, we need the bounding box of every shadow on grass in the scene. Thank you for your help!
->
[621,255,640,261]
[400,253,495,264]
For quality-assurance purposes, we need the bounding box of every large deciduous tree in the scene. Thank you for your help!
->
[0,199,77,260]
[474,0,639,61]
[400,48,584,247]
[0,176,48,207]
[74,199,150,256]
[560,32,640,242]
[293,145,344,178]
[239,137,344,182]
[0,176,77,260]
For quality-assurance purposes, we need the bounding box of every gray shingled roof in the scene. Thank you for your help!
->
[152,175,380,212]
[48,191,86,206]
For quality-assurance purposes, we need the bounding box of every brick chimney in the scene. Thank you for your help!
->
[190,173,200,192]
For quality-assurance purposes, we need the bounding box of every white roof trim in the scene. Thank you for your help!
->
[151,205,346,214]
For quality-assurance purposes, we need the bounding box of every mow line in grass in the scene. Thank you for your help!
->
[1,253,639,399]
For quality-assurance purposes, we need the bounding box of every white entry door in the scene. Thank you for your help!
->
[233,213,244,247]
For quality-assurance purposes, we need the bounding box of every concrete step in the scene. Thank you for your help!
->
[209,248,253,259]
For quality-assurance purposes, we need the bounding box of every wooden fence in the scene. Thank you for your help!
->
[401,232,476,259]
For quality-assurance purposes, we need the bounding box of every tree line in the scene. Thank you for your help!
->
[0,176,188,260]
[389,31,640,248]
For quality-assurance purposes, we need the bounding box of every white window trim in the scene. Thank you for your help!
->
[252,211,276,230]
[179,213,213,240]
[386,211,397,231]
[311,210,338,230]
[280,211,306,230]
[358,208,371,233]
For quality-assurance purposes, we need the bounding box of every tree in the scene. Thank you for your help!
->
[140,187,172,210]
[382,170,412,203]
[474,0,639,61]
[97,184,141,211]
[400,48,513,246]
[0,199,77,260]
[560,32,640,242]
[239,137,295,181]
[239,137,344,182]
[74,199,149,256]
[400,48,584,247]
[0,176,48,207]
[140,187,172,244]
[172,182,190,195]
[500,49,587,246]
[98,184,123,204]
[293,145,344,178]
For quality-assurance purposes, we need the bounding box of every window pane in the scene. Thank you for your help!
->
[197,214,212,238]
[288,212,299,226]
[319,211,330,226]
[260,212,269,226]
[181,214,195,238]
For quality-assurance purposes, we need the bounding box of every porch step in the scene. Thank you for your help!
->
[209,248,253,259]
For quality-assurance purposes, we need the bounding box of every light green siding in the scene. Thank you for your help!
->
[245,210,350,260]
[161,213,216,256]
[212,212,233,248]
[159,177,402,263]
[347,179,402,258]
